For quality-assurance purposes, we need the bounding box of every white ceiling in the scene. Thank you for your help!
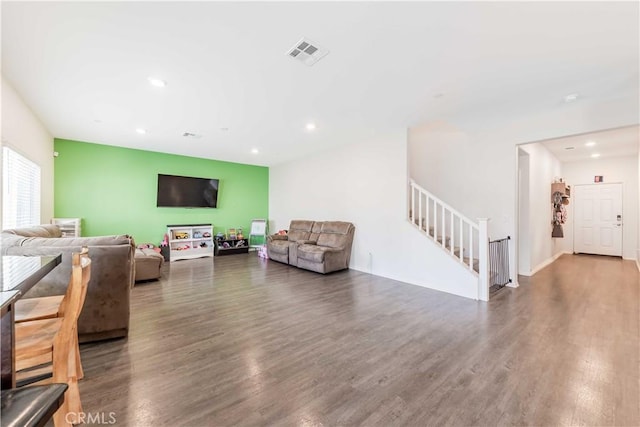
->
[2,1,639,166]
[540,125,639,163]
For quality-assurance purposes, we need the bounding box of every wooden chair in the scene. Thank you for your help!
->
[14,249,91,427]
[14,247,87,323]
[15,248,89,381]
[15,294,66,323]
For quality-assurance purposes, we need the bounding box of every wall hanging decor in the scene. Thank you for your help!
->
[551,181,570,238]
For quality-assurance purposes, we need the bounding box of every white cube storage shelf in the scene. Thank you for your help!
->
[167,224,214,261]
[51,218,81,237]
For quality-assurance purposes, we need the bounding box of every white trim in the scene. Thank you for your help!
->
[514,146,522,285]
[520,251,570,276]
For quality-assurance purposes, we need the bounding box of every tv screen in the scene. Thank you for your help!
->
[157,174,219,208]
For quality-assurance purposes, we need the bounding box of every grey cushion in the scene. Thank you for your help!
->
[287,220,314,242]
[317,221,353,248]
[268,240,289,254]
[2,225,62,238]
[297,244,340,263]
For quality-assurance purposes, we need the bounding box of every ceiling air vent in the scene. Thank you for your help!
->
[182,132,202,139]
[286,38,329,66]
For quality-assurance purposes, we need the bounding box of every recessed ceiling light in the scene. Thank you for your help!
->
[251,148,259,154]
[306,122,316,131]
[220,127,229,132]
[147,77,167,88]
[591,153,601,158]
[564,93,579,103]
[585,141,596,147]
[136,128,146,134]
[564,146,575,150]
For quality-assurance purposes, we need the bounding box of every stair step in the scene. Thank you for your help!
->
[435,237,451,245]
[463,257,480,273]
[414,222,452,245]
[431,232,450,243]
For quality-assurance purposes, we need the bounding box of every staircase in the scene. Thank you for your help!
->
[408,179,490,301]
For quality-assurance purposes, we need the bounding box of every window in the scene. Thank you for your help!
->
[2,146,41,228]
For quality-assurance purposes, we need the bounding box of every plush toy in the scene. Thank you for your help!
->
[257,245,269,259]
[277,230,288,235]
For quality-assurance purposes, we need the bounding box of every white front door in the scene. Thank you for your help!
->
[574,183,623,256]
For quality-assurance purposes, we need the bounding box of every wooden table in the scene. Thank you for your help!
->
[0,255,62,389]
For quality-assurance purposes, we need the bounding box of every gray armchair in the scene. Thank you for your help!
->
[266,220,315,264]
[297,222,355,273]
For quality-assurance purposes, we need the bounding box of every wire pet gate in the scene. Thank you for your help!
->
[489,236,511,292]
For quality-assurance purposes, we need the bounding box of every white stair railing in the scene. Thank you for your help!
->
[409,179,489,301]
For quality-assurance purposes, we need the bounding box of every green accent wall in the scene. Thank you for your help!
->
[54,139,268,244]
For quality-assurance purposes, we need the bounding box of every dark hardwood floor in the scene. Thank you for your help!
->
[78,253,639,426]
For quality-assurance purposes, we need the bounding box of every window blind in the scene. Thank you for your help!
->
[2,146,41,229]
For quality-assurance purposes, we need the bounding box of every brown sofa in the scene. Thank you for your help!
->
[267,220,355,273]
[1,225,135,343]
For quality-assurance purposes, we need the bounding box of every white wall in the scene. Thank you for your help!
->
[1,76,54,227]
[408,95,638,284]
[517,149,530,274]
[269,129,478,300]
[562,155,639,260]
[519,142,565,274]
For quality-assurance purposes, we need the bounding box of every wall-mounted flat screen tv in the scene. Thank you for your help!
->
[157,174,219,208]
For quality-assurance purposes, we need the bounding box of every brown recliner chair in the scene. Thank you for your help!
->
[296,221,355,273]
[266,220,315,264]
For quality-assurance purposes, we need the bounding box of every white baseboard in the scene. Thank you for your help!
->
[521,251,570,277]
